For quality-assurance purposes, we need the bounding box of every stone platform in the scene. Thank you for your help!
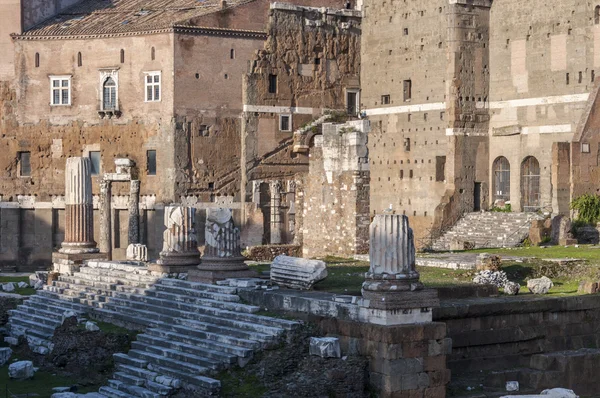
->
[7,260,299,397]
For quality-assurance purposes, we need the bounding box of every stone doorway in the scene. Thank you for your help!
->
[492,156,510,203]
[521,156,541,212]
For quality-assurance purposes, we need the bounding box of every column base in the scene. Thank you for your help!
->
[359,288,440,326]
[157,251,201,266]
[52,252,108,275]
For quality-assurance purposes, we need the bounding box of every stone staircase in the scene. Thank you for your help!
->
[7,261,299,397]
[431,212,544,251]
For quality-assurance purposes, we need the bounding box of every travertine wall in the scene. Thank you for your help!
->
[241,4,362,247]
[299,120,370,258]
[488,0,595,212]
[363,0,491,244]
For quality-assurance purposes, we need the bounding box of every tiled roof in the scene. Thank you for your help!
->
[18,0,259,38]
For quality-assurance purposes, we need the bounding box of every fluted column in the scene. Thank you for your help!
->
[198,208,247,271]
[157,205,200,266]
[363,214,421,292]
[128,180,140,245]
[59,157,98,254]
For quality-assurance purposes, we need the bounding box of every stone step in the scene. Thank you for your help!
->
[78,267,160,283]
[131,341,225,370]
[157,278,238,295]
[136,334,238,364]
[152,283,240,302]
[14,304,67,321]
[46,285,110,303]
[144,328,254,358]
[113,291,297,330]
[115,364,181,391]
[108,379,160,398]
[86,260,162,276]
[8,309,62,328]
[9,316,55,338]
[102,302,278,344]
[114,353,148,368]
[98,386,135,398]
[72,271,157,287]
[60,274,151,289]
[27,294,92,314]
[128,349,213,377]
[143,289,260,313]
[145,362,220,393]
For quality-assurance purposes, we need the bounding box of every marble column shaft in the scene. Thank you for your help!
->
[128,180,140,245]
[99,179,112,260]
[60,157,98,254]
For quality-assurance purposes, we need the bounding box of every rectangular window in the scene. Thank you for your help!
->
[147,150,157,175]
[581,143,591,153]
[144,72,161,102]
[89,151,101,176]
[435,156,446,182]
[18,152,31,177]
[279,114,291,132]
[50,76,71,106]
[268,74,277,94]
[347,90,358,115]
[381,95,390,105]
[403,80,412,101]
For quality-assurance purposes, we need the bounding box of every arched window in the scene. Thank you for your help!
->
[120,49,125,64]
[102,77,116,111]
[77,52,82,67]
[151,47,155,61]
[595,5,600,24]
[493,156,510,202]
[521,156,540,212]
[230,48,235,59]
[35,53,39,68]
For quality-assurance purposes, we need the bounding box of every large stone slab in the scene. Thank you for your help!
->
[8,361,34,379]
[270,255,327,290]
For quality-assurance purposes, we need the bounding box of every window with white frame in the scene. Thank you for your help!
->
[102,77,117,110]
[50,76,71,106]
[279,114,291,132]
[144,72,161,102]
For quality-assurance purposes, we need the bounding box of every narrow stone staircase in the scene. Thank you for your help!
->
[431,212,544,251]
[7,261,299,397]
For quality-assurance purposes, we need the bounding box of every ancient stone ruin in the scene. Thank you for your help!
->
[189,208,257,282]
[154,205,200,270]
[52,157,105,274]
[359,214,439,325]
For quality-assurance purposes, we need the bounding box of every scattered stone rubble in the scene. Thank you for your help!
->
[472,270,510,288]
[476,253,502,271]
[527,276,554,294]
[8,360,35,379]
[270,255,328,290]
[309,337,341,358]
[500,388,578,398]
[503,282,521,295]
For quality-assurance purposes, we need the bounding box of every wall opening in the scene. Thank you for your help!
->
[435,156,446,182]
[147,150,156,175]
[18,152,31,177]
[268,74,277,94]
[521,156,541,212]
[493,156,510,203]
[120,49,125,64]
[89,151,101,176]
[35,53,39,68]
[102,77,116,111]
[403,80,412,101]
[77,52,82,67]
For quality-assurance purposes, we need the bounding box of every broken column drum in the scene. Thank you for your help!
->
[360,214,439,325]
[59,157,98,254]
[157,206,200,266]
[362,214,421,293]
[200,208,248,271]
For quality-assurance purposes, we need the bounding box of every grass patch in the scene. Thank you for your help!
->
[0,277,35,296]
[76,320,137,336]
[218,368,268,398]
[0,364,99,395]
[466,245,600,263]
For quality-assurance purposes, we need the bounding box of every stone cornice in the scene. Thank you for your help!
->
[11,26,266,41]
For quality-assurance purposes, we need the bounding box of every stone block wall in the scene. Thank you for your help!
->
[317,318,450,397]
[299,120,370,258]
